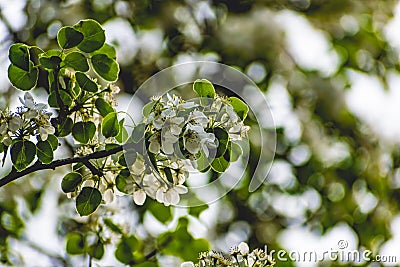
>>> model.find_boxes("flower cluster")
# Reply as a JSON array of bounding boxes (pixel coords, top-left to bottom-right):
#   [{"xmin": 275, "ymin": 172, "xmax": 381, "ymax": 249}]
[
  {"xmin": 123, "ymin": 93, "xmax": 250, "ymax": 206},
  {"xmin": 181, "ymin": 242, "xmax": 275, "ymax": 267},
  {"xmin": 0, "ymin": 93, "xmax": 54, "ymax": 146}
]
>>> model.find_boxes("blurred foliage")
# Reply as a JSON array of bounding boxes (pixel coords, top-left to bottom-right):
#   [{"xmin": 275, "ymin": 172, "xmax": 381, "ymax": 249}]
[{"xmin": 1, "ymin": 0, "xmax": 400, "ymax": 266}]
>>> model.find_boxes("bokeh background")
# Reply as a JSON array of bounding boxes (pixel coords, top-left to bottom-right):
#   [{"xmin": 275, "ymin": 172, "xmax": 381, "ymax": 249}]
[{"xmin": 1, "ymin": 0, "xmax": 400, "ymax": 266}]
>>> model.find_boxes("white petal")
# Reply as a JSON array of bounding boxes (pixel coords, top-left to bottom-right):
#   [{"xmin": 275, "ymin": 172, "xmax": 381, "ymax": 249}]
[
  {"xmin": 104, "ymin": 190, "xmax": 114, "ymax": 203},
  {"xmin": 238, "ymin": 242, "xmax": 249, "ymax": 255},
  {"xmin": 162, "ymin": 140, "xmax": 175, "ymax": 155},
  {"xmin": 133, "ymin": 190, "xmax": 146, "ymax": 205},
  {"xmin": 165, "ymin": 189, "xmax": 179, "ymax": 205},
  {"xmin": 156, "ymin": 188, "xmax": 165, "ymax": 203},
  {"xmin": 174, "ymin": 185, "xmax": 188, "ymax": 194},
  {"xmin": 149, "ymin": 140, "xmax": 160, "ymax": 154}
]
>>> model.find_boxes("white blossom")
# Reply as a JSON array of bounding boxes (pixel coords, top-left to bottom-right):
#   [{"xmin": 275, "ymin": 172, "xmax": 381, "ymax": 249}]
[
  {"xmin": 238, "ymin": 242, "xmax": 250, "ymax": 255},
  {"xmin": 19, "ymin": 92, "xmax": 47, "ymax": 112},
  {"xmin": 133, "ymin": 189, "xmax": 146, "ymax": 205}
]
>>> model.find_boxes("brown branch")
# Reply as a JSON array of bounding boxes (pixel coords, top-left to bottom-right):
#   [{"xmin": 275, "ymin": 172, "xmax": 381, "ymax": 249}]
[{"xmin": 0, "ymin": 145, "xmax": 124, "ymax": 188}]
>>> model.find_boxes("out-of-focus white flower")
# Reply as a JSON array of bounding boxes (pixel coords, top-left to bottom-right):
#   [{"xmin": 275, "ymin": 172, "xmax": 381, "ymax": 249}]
[
  {"xmin": 180, "ymin": 262, "xmax": 195, "ymax": 267},
  {"xmin": 238, "ymin": 242, "xmax": 250, "ymax": 255}
]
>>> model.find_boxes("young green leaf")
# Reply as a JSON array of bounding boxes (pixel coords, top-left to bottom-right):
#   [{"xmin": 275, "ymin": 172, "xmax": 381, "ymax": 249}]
[
  {"xmin": 142, "ymin": 102, "xmax": 155, "ymax": 117},
  {"xmin": 39, "ymin": 55, "xmax": 61, "ymax": 70},
  {"xmin": 91, "ymin": 43, "xmax": 116, "ymax": 59},
  {"xmin": 115, "ymin": 169, "xmax": 132, "ymax": 194},
  {"xmin": 8, "ymin": 63, "xmax": 38, "ymax": 91},
  {"xmin": 91, "ymin": 54, "xmax": 119, "ymax": 82},
  {"xmin": 45, "ymin": 134, "xmax": 59, "ymax": 150},
  {"xmin": 229, "ymin": 141, "xmax": 242, "ymax": 162},
  {"xmin": 58, "ymin": 117, "xmax": 73, "ymax": 137},
  {"xmin": 66, "ymin": 233, "xmax": 85, "ymax": 255},
  {"xmin": 75, "ymin": 72, "xmax": 98, "ymax": 92},
  {"xmin": 72, "ymin": 121, "xmax": 96, "ymax": 144},
  {"xmin": 76, "ymin": 187, "xmax": 102, "ymax": 216},
  {"xmin": 88, "ymin": 241, "xmax": 105, "ymax": 260},
  {"xmin": 115, "ymin": 236, "xmax": 140, "ymax": 264},
  {"xmin": 64, "ymin": 52, "xmax": 89, "ymax": 72},
  {"xmin": 227, "ymin": 96, "xmax": 249, "ymax": 120},
  {"xmin": 148, "ymin": 201, "xmax": 172, "ymax": 223},
  {"xmin": 131, "ymin": 123, "xmax": 145, "ymax": 143},
  {"xmin": 74, "ymin": 19, "xmax": 105, "ymax": 53},
  {"xmin": 193, "ymin": 79, "xmax": 215, "ymax": 105},
  {"xmin": 116, "ymin": 119, "xmax": 129, "ymax": 143},
  {"xmin": 210, "ymin": 156, "xmax": 230, "ymax": 173},
  {"xmin": 61, "ymin": 172, "xmax": 83, "ymax": 193},
  {"xmin": 95, "ymin": 97, "xmax": 115, "ymax": 117},
  {"xmin": 57, "ymin": 26, "xmax": 84, "ymax": 49},
  {"xmin": 9, "ymin": 43, "xmax": 30, "ymax": 71},
  {"xmin": 36, "ymin": 140, "xmax": 54, "ymax": 164},
  {"xmin": 11, "ymin": 141, "xmax": 36, "ymax": 171},
  {"xmin": 48, "ymin": 90, "xmax": 73, "ymax": 108},
  {"xmin": 213, "ymin": 127, "xmax": 229, "ymax": 158},
  {"xmin": 102, "ymin": 112, "xmax": 120, "ymax": 138}
]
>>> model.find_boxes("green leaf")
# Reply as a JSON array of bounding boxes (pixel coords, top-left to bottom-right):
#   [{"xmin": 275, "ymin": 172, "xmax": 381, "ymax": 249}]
[
  {"xmin": 36, "ymin": 140, "xmax": 53, "ymax": 164},
  {"xmin": 142, "ymin": 102, "xmax": 155, "ymax": 117},
  {"xmin": 229, "ymin": 141, "xmax": 242, "ymax": 162},
  {"xmin": 91, "ymin": 54, "xmax": 119, "ymax": 82},
  {"xmin": 8, "ymin": 63, "xmax": 38, "ymax": 91},
  {"xmin": 64, "ymin": 52, "xmax": 89, "ymax": 72},
  {"xmin": 72, "ymin": 121, "xmax": 96, "ymax": 144},
  {"xmin": 213, "ymin": 127, "xmax": 229, "ymax": 158},
  {"xmin": 61, "ymin": 172, "xmax": 83, "ymax": 193},
  {"xmin": 102, "ymin": 112, "xmax": 120, "ymax": 138},
  {"xmin": 116, "ymin": 119, "xmax": 129, "ymax": 143},
  {"xmin": 9, "ymin": 43, "xmax": 30, "ymax": 71},
  {"xmin": 210, "ymin": 156, "xmax": 230, "ymax": 173},
  {"xmin": 11, "ymin": 141, "xmax": 36, "ymax": 171},
  {"xmin": 58, "ymin": 117, "xmax": 73, "ymax": 137},
  {"xmin": 95, "ymin": 97, "xmax": 115, "ymax": 117},
  {"xmin": 115, "ymin": 236, "xmax": 140, "ymax": 264},
  {"xmin": 132, "ymin": 123, "xmax": 145, "ymax": 143},
  {"xmin": 45, "ymin": 134, "xmax": 59, "ymax": 150},
  {"xmin": 74, "ymin": 19, "xmax": 105, "ymax": 53},
  {"xmin": 91, "ymin": 43, "xmax": 116, "ymax": 59},
  {"xmin": 193, "ymin": 79, "xmax": 215, "ymax": 105},
  {"xmin": 57, "ymin": 26, "xmax": 84, "ymax": 49},
  {"xmin": 76, "ymin": 187, "xmax": 102, "ymax": 216},
  {"xmin": 48, "ymin": 90, "xmax": 73, "ymax": 108},
  {"xmin": 103, "ymin": 218, "xmax": 123, "ymax": 234},
  {"xmin": 189, "ymin": 203, "xmax": 209, "ymax": 218},
  {"xmin": 148, "ymin": 201, "xmax": 172, "ymax": 223},
  {"xmin": 115, "ymin": 169, "xmax": 132, "ymax": 194},
  {"xmin": 28, "ymin": 46, "xmax": 44, "ymax": 66},
  {"xmin": 39, "ymin": 55, "xmax": 61, "ymax": 69},
  {"xmin": 227, "ymin": 96, "xmax": 249, "ymax": 120},
  {"xmin": 75, "ymin": 72, "xmax": 98, "ymax": 92},
  {"xmin": 88, "ymin": 241, "xmax": 105, "ymax": 260},
  {"xmin": 66, "ymin": 233, "xmax": 85, "ymax": 255}
]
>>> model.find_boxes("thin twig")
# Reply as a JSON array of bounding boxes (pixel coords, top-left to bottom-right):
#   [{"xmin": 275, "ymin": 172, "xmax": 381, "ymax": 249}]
[{"xmin": 0, "ymin": 146, "xmax": 124, "ymax": 188}]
